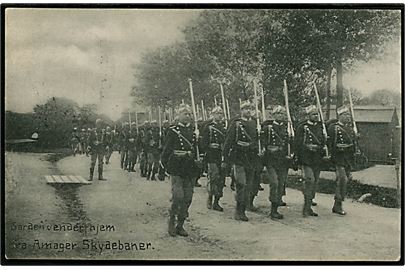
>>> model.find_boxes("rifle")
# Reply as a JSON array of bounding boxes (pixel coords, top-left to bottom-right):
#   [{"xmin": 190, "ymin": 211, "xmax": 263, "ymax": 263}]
[
  {"xmin": 135, "ymin": 110, "xmax": 139, "ymax": 134},
  {"xmin": 253, "ymin": 79, "xmax": 262, "ymax": 155},
  {"xmin": 128, "ymin": 110, "xmax": 132, "ymax": 131},
  {"xmin": 313, "ymin": 82, "xmax": 330, "ymax": 159},
  {"xmin": 261, "ymin": 88, "xmax": 266, "ymax": 121},
  {"xmin": 226, "ymin": 99, "xmax": 231, "ymax": 121},
  {"xmin": 201, "ymin": 99, "xmax": 206, "ymax": 121},
  {"xmin": 158, "ymin": 106, "xmax": 162, "ymax": 148},
  {"xmin": 188, "ymin": 78, "xmax": 200, "ymax": 161},
  {"xmin": 348, "ymin": 88, "xmax": 361, "ymax": 155},
  {"xmin": 283, "ymin": 80, "xmax": 294, "ymax": 159},
  {"xmin": 220, "ymin": 82, "xmax": 228, "ymax": 128}
]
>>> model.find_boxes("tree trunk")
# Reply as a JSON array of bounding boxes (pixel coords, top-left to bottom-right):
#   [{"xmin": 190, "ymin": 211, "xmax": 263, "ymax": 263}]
[
  {"xmin": 336, "ymin": 57, "xmax": 344, "ymax": 110},
  {"xmin": 325, "ymin": 66, "xmax": 332, "ymax": 120}
]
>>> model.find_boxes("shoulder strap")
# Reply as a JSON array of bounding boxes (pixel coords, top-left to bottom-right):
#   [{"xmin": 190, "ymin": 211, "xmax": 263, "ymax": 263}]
[{"xmin": 170, "ymin": 127, "xmax": 194, "ymax": 149}]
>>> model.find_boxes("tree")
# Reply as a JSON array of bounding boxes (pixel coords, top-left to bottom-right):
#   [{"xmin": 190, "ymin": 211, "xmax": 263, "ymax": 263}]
[{"xmin": 359, "ymin": 89, "xmax": 401, "ymax": 107}]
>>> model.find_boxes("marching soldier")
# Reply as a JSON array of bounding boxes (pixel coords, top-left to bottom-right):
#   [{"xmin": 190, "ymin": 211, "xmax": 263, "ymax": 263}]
[
  {"xmin": 119, "ymin": 122, "xmax": 130, "ymax": 170},
  {"xmin": 138, "ymin": 121, "xmax": 150, "ymax": 177},
  {"xmin": 157, "ymin": 119, "xmax": 171, "ymax": 181},
  {"xmin": 104, "ymin": 126, "xmax": 114, "ymax": 164},
  {"xmin": 222, "ymin": 100, "xmax": 258, "ymax": 222},
  {"xmin": 70, "ymin": 127, "xmax": 81, "ymax": 156},
  {"xmin": 201, "ymin": 106, "xmax": 226, "ymax": 212},
  {"xmin": 87, "ymin": 119, "xmax": 107, "ymax": 181},
  {"xmin": 327, "ymin": 105, "xmax": 357, "ymax": 215},
  {"xmin": 80, "ymin": 128, "xmax": 87, "ymax": 154},
  {"xmin": 261, "ymin": 105, "xmax": 293, "ymax": 219},
  {"xmin": 161, "ymin": 104, "xmax": 201, "ymax": 237},
  {"xmin": 295, "ymin": 105, "xmax": 327, "ymax": 217},
  {"xmin": 127, "ymin": 123, "xmax": 138, "ymax": 172},
  {"xmin": 145, "ymin": 120, "xmax": 160, "ymax": 180}
]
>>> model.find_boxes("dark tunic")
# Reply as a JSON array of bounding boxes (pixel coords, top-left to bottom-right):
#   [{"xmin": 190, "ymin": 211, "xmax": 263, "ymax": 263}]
[
  {"xmin": 88, "ymin": 128, "xmax": 105, "ymax": 153},
  {"xmin": 222, "ymin": 118, "xmax": 258, "ymax": 168},
  {"xmin": 295, "ymin": 120, "xmax": 326, "ymax": 167},
  {"xmin": 201, "ymin": 120, "xmax": 226, "ymax": 164},
  {"xmin": 261, "ymin": 120, "xmax": 293, "ymax": 167},
  {"xmin": 327, "ymin": 122, "xmax": 356, "ymax": 167},
  {"xmin": 161, "ymin": 122, "xmax": 199, "ymax": 178}
]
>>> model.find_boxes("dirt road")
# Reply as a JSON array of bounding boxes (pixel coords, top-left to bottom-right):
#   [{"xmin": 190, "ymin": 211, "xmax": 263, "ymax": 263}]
[{"xmin": 5, "ymin": 151, "xmax": 401, "ymax": 261}]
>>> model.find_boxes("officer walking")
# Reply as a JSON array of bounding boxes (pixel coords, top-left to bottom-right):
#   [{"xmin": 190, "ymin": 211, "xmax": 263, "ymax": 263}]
[
  {"xmin": 87, "ymin": 119, "xmax": 107, "ymax": 181},
  {"xmin": 295, "ymin": 105, "xmax": 327, "ymax": 217},
  {"xmin": 201, "ymin": 106, "xmax": 226, "ymax": 212},
  {"xmin": 161, "ymin": 104, "xmax": 201, "ymax": 237},
  {"xmin": 261, "ymin": 105, "xmax": 293, "ymax": 219},
  {"xmin": 222, "ymin": 100, "xmax": 258, "ymax": 222},
  {"xmin": 327, "ymin": 105, "xmax": 357, "ymax": 215}
]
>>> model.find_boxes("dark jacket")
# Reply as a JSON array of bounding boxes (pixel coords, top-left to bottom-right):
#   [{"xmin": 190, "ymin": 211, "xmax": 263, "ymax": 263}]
[
  {"xmin": 222, "ymin": 118, "xmax": 258, "ymax": 168},
  {"xmin": 295, "ymin": 120, "xmax": 326, "ymax": 166},
  {"xmin": 161, "ymin": 122, "xmax": 199, "ymax": 178},
  {"xmin": 88, "ymin": 128, "xmax": 105, "ymax": 153},
  {"xmin": 201, "ymin": 120, "xmax": 226, "ymax": 164},
  {"xmin": 261, "ymin": 120, "xmax": 293, "ymax": 166},
  {"xmin": 327, "ymin": 122, "xmax": 355, "ymax": 168}
]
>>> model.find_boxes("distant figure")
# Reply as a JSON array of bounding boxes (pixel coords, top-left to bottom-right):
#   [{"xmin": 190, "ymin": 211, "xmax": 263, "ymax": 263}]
[
  {"xmin": 70, "ymin": 127, "xmax": 81, "ymax": 156},
  {"xmin": 104, "ymin": 126, "xmax": 114, "ymax": 164},
  {"xmin": 87, "ymin": 119, "xmax": 107, "ymax": 181}
]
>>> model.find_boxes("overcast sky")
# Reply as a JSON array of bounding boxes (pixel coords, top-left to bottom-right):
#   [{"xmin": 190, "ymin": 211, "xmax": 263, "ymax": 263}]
[{"xmin": 5, "ymin": 8, "xmax": 401, "ymax": 120}]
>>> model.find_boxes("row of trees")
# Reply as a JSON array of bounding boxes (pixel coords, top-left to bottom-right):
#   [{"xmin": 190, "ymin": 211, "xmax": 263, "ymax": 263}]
[
  {"xmin": 132, "ymin": 9, "xmax": 400, "ymax": 119},
  {"xmin": 6, "ymin": 97, "xmax": 114, "ymax": 148}
]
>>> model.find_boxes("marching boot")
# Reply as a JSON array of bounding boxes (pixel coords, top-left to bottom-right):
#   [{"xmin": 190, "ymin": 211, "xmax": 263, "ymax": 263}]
[
  {"xmin": 279, "ymin": 200, "xmax": 287, "ymax": 207},
  {"xmin": 303, "ymin": 197, "xmax": 318, "ymax": 217},
  {"xmin": 239, "ymin": 203, "xmax": 249, "ymax": 221},
  {"xmin": 270, "ymin": 203, "xmax": 284, "ymax": 220},
  {"xmin": 311, "ymin": 200, "xmax": 317, "ymax": 206},
  {"xmin": 146, "ymin": 169, "xmax": 151, "ymax": 180},
  {"xmin": 332, "ymin": 200, "xmax": 346, "ymax": 215},
  {"xmin": 234, "ymin": 202, "xmax": 241, "ymax": 220},
  {"xmin": 168, "ymin": 212, "xmax": 177, "ymax": 237},
  {"xmin": 207, "ymin": 194, "xmax": 213, "ymax": 209},
  {"xmin": 246, "ymin": 195, "xmax": 258, "ymax": 212},
  {"xmin": 212, "ymin": 196, "xmax": 223, "ymax": 212},
  {"xmin": 89, "ymin": 168, "xmax": 94, "ymax": 181},
  {"xmin": 176, "ymin": 219, "xmax": 189, "ymax": 237},
  {"xmin": 194, "ymin": 179, "xmax": 202, "ymax": 187},
  {"xmin": 98, "ymin": 166, "xmax": 106, "ymax": 181}
]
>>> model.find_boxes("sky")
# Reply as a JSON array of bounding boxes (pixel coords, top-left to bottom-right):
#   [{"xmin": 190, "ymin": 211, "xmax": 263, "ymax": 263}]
[{"xmin": 5, "ymin": 8, "xmax": 401, "ymax": 120}]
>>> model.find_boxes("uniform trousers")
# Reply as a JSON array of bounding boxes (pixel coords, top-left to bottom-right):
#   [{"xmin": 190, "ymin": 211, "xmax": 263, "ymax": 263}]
[
  {"xmin": 302, "ymin": 165, "xmax": 321, "ymax": 200},
  {"xmin": 170, "ymin": 175, "xmax": 194, "ymax": 221},
  {"xmin": 267, "ymin": 164, "xmax": 289, "ymax": 204},
  {"xmin": 207, "ymin": 163, "xmax": 225, "ymax": 198},
  {"xmin": 232, "ymin": 165, "xmax": 254, "ymax": 205},
  {"xmin": 335, "ymin": 165, "xmax": 350, "ymax": 202}
]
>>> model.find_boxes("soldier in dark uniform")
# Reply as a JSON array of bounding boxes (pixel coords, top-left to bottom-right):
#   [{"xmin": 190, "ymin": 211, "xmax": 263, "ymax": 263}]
[
  {"xmin": 80, "ymin": 128, "xmax": 87, "ymax": 154},
  {"xmin": 222, "ymin": 101, "xmax": 258, "ymax": 222},
  {"xmin": 87, "ymin": 119, "xmax": 107, "ymax": 181},
  {"xmin": 104, "ymin": 126, "xmax": 114, "ymax": 164},
  {"xmin": 327, "ymin": 105, "xmax": 357, "ymax": 215},
  {"xmin": 119, "ymin": 122, "xmax": 130, "ymax": 170},
  {"xmin": 158, "ymin": 120, "xmax": 171, "ymax": 181},
  {"xmin": 295, "ymin": 105, "xmax": 328, "ymax": 217},
  {"xmin": 127, "ymin": 123, "xmax": 138, "ymax": 172},
  {"xmin": 261, "ymin": 105, "xmax": 293, "ymax": 219},
  {"xmin": 138, "ymin": 121, "xmax": 150, "ymax": 177},
  {"xmin": 145, "ymin": 120, "xmax": 160, "ymax": 180},
  {"xmin": 70, "ymin": 127, "xmax": 81, "ymax": 156},
  {"xmin": 161, "ymin": 104, "xmax": 201, "ymax": 237},
  {"xmin": 201, "ymin": 106, "xmax": 226, "ymax": 211}
]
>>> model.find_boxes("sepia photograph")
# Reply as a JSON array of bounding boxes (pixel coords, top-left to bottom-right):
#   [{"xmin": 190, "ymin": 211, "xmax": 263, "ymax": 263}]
[{"xmin": 2, "ymin": 4, "xmax": 403, "ymax": 264}]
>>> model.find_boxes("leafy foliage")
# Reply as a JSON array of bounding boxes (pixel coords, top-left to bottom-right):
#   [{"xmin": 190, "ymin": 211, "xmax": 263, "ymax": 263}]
[{"xmin": 132, "ymin": 9, "xmax": 400, "ymax": 118}]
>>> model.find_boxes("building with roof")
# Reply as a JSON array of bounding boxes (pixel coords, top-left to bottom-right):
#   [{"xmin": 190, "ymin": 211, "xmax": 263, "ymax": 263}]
[{"xmin": 327, "ymin": 105, "xmax": 401, "ymax": 164}]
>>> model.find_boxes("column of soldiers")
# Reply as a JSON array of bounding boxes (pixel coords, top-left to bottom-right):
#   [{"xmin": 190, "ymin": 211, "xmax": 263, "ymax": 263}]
[
  {"xmin": 77, "ymin": 96, "xmax": 358, "ymax": 238},
  {"xmin": 160, "ymin": 99, "xmax": 357, "ymax": 237}
]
